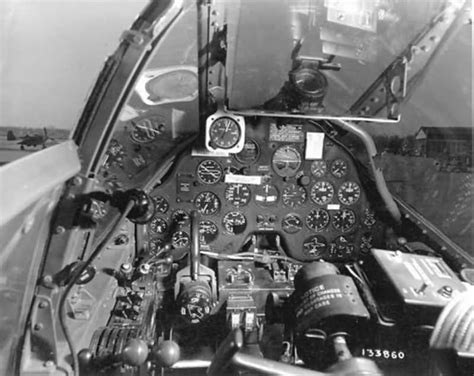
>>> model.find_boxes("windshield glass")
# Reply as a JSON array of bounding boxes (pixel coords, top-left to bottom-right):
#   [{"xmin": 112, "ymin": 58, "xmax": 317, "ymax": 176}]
[{"xmin": 221, "ymin": 0, "xmax": 457, "ymax": 119}]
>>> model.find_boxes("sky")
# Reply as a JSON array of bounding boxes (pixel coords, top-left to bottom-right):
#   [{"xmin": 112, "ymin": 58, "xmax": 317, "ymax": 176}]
[
  {"xmin": 0, "ymin": 0, "xmax": 146, "ymax": 129},
  {"xmin": 0, "ymin": 0, "xmax": 472, "ymax": 132}
]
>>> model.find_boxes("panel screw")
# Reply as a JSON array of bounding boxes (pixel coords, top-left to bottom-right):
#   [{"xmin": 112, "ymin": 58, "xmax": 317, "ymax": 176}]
[
  {"xmin": 39, "ymin": 301, "xmax": 48, "ymax": 309},
  {"xmin": 34, "ymin": 323, "xmax": 43, "ymax": 331}
]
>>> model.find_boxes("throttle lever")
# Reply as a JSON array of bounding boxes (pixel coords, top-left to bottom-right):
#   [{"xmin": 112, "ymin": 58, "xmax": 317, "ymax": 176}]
[{"xmin": 190, "ymin": 210, "xmax": 201, "ymax": 280}]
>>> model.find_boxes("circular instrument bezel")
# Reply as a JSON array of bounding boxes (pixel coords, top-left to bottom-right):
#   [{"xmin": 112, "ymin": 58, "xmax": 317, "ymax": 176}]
[
  {"xmin": 196, "ymin": 160, "xmax": 223, "ymax": 185},
  {"xmin": 209, "ymin": 117, "xmax": 241, "ymax": 149},
  {"xmin": 306, "ymin": 209, "xmax": 330, "ymax": 231},
  {"xmin": 271, "ymin": 145, "xmax": 302, "ymax": 178},
  {"xmin": 194, "ymin": 191, "xmax": 221, "ymax": 215},
  {"xmin": 310, "ymin": 181, "xmax": 335, "ymax": 205}
]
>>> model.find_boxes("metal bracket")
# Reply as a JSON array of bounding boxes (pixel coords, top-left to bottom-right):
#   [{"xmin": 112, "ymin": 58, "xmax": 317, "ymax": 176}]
[{"xmin": 29, "ymin": 295, "xmax": 58, "ymax": 365}]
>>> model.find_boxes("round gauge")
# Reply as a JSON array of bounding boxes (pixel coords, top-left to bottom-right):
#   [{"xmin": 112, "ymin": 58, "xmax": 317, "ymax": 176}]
[
  {"xmin": 338, "ymin": 181, "xmax": 361, "ymax": 205},
  {"xmin": 172, "ymin": 231, "xmax": 190, "ymax": 248},
  {"xmin": 255, "ymin": 184, "xmax": 279, "ymax": 207},
  {"xmin": 171, "ymin": 210, "xmax": 190, "ymax": 226},
  {"xmin": 303, "ymin": 235, "xmax": 328, "ymax": 259},
  {"xmin": 153, "ymin": 196, "xmax": 169, "ymax": 213},
  {"xmin": 223, "ymin": 212, "xmax": 247, "ymax": 235},
  {"xmin": 194, "ymin": 192, "xmax": 221, "ymax": 215},
  {"xmin": 281, "ymin": 214, "xmax": 303, "ymax": 234},
  {"xmin": 310, "ymin": 160, "xmax": 327, "ymax": 177},
  {"xmin": 149, "ymin": 238, "xmax": 164, "ymax": 253},
  {"xmin": 363, "ymin": 209, "xmax": 376, "ymax": 227},
  {"xmin": 282, "ymin": 184, "xmax": 307, "ymax": 208},
  {"xmin": 197, "ymin": 160, "xmax": 223, "ymax": 185},
  {"xmin": 272, "ymin": 145, "xmax": 302, "ymax": 177},
  {"xmin": 306, "ymin": 209, "xmax": 330, "ymax": 231},
  {"xmin": 129, "ymin": 119, "xmax": 159, "ymax": 143},
  {"xmin": 331, "ymin": 159, "xmax": 348, "ymax": 178},
  {"xmin": 332, "ymin": 209, "xmax": 357, "ymax": 232},
  {"xmin": 225, "ymin": 184, "xmax": 251, "ymax": 207},
  {"xmin": 209, "ymin": 117, "xmax": 241, "ymax": 149},
  {"xmin": 310, "ymin": 181, "xmax": 334, "ymax": 205},
  {"xmin": 235, "ymin": 139, "xmax": 260, "ymax": 164},
  {"xmin": 149, "ymin": 217, "xmax": 167, "ymax": 234},
  {"xmin": 199, "ymin": 220, "xmax": 218, "ymax": 245},
  {"xmin": 329, "ymin": 236, "xmax": 355, "ymax": 258}
]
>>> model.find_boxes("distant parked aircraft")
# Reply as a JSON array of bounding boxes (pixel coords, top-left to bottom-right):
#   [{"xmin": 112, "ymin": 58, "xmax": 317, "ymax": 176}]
[{"xmin": 18, "ymin": 128, "xmax": 54, "ymax": 150}]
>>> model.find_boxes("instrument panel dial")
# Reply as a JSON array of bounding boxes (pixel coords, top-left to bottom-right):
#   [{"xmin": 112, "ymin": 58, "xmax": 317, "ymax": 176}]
[
  {"xmin": 310, "ymin": 181, "xmax": 334, "ymax": 205},
  {"xmin": 199, "ymin": 220, "xmax": 219, "ymax": 245},
  {"xmin": 153, "ymin": 196, "xmax": 169, "ymax": 213},
  {"xmin": 282, "ymin": 214, "xmax": 303, "ymax": 234},
  {"xmin": 209, "ymin": 117, "xmax": 241, "ymax": 149},
  {"xmin": 310, "ymin": 160, "xmax": 327, "ymax": 177},
  {"xmin": 197, "ymin": 160, "xmax": 223, "ymax": 185},
  {"xmin": 272, "ymin": 145, "xmax": 302, "ymax": 177},
  {"xmin": 331, "ymin": 159, "xmax": 348, "ymax": 178},
  {"xmin": 255, "ymin": 184, "xmax": 279, "ymax": 207},
  {"xmin": 282, "ymin": 184, "xmax": 307, "ymax": 208},
  {"xmin": 303, "ymin": 235, "xmax": 328, "ymax": 259},
  {"xmin": 223, "ymin": 212, "xmax": 247, "ymax": 235},
  {"xmin": 235, "ymin": 139, "xmax": 260, "ymax": 164},
  {"xmin": 194, "ymin": 192, "xmax": 221, "ymax": 215},
  {"xmin": 306, "ymin": 209, "xmax": 330, "ymax": 231},
  {"xmin": 332, "ymin": 209, "xmax": 356, "ymax": 232},
  {"xmin": 150, "ymin": 217, "xmax": 167, "ymax": 234},
  {"xmin": 225, "ymin": 184, "xmax": 251, "ymax": 207},
  {"xmin": 172, "ymin": 231, "xmax": 190, "ymax": 248},
  {"xmin": 338, "ymin": 181, "xmax": 361, "ymax": 205}
]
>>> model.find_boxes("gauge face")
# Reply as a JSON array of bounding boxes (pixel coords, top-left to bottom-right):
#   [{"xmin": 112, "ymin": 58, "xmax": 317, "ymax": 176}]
[
  {"xmin": 223, "ymin": 212, "xmax": 247, "ymax": 235},
  {"xmin": 235, "ymin": 139, "xmax": 260, "ymax": 164},
  {"xmin": 153, "ymin": 196, "xmax": 169, "ymax": 214},
  {"xmin": 282, "ymin": 184, "xmax": 307, "ymax": 208},
  {"xmin": 303, "ymin": 235, "xmax": 328, "ymax": 259},
  {"xmin": 282, "ymin": 214, "xmax": 303, "ymax": 234},
  {"xmin": 197, "ymin": 160, "xmax": 223, "ymax": 185},
  {"xmin": 338, "ymin": 181, "xmax": 361, "ymax": 205},
  {"xmin": 172, "ymin": 231, "xmax": 190, "ymax": 248},
  {"xmin": 363, "ymin": 209, "xmax": 376, "ymax": 227},
  {"xmin": 331, "ymin": 159, "xmax": 348, "ymax": 178},
  {"xmin": 150, "ymin": 217, "xmax": 167, "ymax": 234},
  {"xmin": 272, "ymin": 145, "xmax": 302, "ymax": 177},
  {"xmin": 306, "ymin": 209, "xmax": 330, "ymax": 231},
  {"xmin": 129, "ymin": 118, "xmax": 160, "ymax": 143},
  {"xmin": 209, "ymin": 117, "xmax": 241, "ymax": 149},
  {"xmin": 171, "ymin": 210, "xmax": 190, "ymax": 226},
  {"xmin": 225, "ymin": 184, "xmax": 251, "ymax": 207},
  {"xmin": 255, "ymin": 184, "xmax": 279, "ymax": 207},
  {"xmin": 310, "ymin": 160, "xmax": 327, "ymax": 177},
  {"xmin": 199, "ymin": 220, "xmax": 218, "ymax": 245},
  {"xmin": 329, "ymin": 236, "xmax": 355, "ymax": 258},
  {"xmin": 332, "ymin": 209, "xmax": 357, "ymax": 232},
  {"xmin": 310, "ymin": 181, "xmax": 334, "ymax": 205},
  {"xmin": 194, "ymin": 192, "xmax": 221, "ymax": 215},
  {"xmin": 149, "ymin": 238, "xmax": 164, "ymax": 253}
]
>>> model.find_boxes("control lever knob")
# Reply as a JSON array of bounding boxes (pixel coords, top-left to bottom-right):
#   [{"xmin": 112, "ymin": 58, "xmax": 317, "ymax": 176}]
[
  {"xmin": 153, "ymin": 340, "xmax": 181, "ymax": 367},
  {"xmin": 121, "ymin": 339, "xmax": 149, "ymax": 366}
]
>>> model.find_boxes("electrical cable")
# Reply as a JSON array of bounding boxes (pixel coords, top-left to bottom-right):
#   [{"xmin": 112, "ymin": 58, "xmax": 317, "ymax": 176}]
[{"xmin": 58, "ymin": 200, "xmax": 135, "ymax": 376}]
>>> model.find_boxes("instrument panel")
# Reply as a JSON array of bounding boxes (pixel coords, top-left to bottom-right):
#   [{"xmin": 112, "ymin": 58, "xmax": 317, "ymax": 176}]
[{"xmin": 146, "ymin": 118, "xmax": 382, "ymax": 262}]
